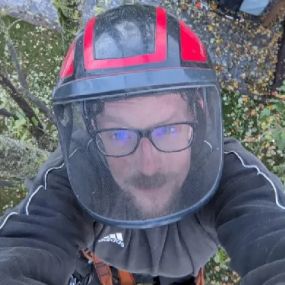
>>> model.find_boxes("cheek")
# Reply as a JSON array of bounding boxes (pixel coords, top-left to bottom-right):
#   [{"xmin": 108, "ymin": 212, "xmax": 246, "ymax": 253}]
[
  {"xmin": 107, "ymin": 157, "xmax": 132, "ymax": 180},
  {"xmin": 167, "ymin": 150, "xmax": 191, "ymax": 177},
  {"xmin": 107, "ymin": 150, "xmax": 191, "ymax": 179}
]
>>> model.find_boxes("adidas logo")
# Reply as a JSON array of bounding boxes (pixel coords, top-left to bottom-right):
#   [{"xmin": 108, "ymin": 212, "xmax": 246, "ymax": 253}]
[{"xmin": 98, "ymin": 232, "xmax": 124, "ymax": 248}]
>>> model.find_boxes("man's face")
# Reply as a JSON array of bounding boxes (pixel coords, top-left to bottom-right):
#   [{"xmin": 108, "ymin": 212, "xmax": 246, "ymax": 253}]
[{"xmin": 96, "ymin": 93, "xmax": 192, "ymax": 218}]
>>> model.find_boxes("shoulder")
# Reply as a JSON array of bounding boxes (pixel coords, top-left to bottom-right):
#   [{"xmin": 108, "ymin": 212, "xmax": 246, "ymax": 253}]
[
  {"xmin": 213, "ymin": 137, "xmax": 285, "ymax": 217},
  {"xmin": 209, "ymin": 139, "xmax": 285, "ymax": 281},
  {"xmin": 1, "ymin": 146, "xmax": 70, "ymax": 225},
  {"xmin": 223, "ymin": 137, "xmax": 265, "ymax": 167},
  {"xmin": 198, "ymin": 138, "xmax": 285, "ymax": 228},
  {"xmin": 222, "ymin": 138, "xmax": 284, "ymax": 194}
]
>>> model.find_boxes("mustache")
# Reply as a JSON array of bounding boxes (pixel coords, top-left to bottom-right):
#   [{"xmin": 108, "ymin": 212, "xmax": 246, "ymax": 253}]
[{"xmin": 126, "ymin": 173, "xmax": 168, "ymax": 189}]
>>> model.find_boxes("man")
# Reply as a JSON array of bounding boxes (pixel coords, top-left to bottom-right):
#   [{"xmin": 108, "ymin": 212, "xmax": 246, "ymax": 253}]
[{"xmin": 0, "ymin": 4, "xmax": 285, "ymax": 285}]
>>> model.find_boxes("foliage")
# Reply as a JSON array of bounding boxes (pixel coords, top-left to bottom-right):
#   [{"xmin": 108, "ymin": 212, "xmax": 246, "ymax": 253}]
[
  {"xmin": 0, "ymin": 184, "xmax": 27, "ymax": 214},
  {"xmin": 52, "ymin": 0, "xmax": 82, "ymax": 48},
  {"xmin": 0, "ymin": 15, "xmax": 62, "ymax": 150},
  {"xmin": 206, "ymin": 248, "xmax": 240, "ymax": 284},
  {"xmin": 223, "ymin": 88, "xmax": 285, "ymax": 184},
  {"xmin": 0, "ymin": 16, "xmax": 59, "ymax": 219}
]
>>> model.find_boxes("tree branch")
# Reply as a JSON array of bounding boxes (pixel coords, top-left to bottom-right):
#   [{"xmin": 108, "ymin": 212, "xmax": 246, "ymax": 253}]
[
  {"xmin": 0, "ymin": 179, "xmax": 18, "ymax": 188},
  {"xmin": 0, "ymin": 16, "xmax": 56, "ymax": 124},
  {"xmin": 0, "ymin": 71, "xmax": 47, "ymax": 146},
  {"xmin": 262, "ymin": 0, "xmax": 285, "ymax": 28},
  {"xmin": 271, "ymin": 20, "xmax": 285, "ymax": 91},
  {"xmin": 0, "ymin": 108, "xmax": 17, "ymax": 119},
  {"xmin": 52, "ymin": 0, "xmax": 82, "ymax": 48}
]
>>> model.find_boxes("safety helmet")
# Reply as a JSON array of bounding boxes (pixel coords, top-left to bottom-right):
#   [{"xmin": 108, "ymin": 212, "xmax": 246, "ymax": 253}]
[{"xmin": 53, "ymin": 4, "xmax": 223, "ymax": 229}]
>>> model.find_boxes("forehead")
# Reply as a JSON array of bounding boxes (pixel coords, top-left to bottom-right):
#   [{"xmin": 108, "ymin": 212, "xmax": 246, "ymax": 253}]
[{"xmin": 98, "ymin": 93, "xmax": 190, "ymax": 128}]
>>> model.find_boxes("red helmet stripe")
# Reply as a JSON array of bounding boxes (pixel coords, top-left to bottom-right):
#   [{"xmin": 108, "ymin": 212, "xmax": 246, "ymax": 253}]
[
  {"xmin": 180, "ymin": 21, "xmax": 207, "ymax": 63},
  {"xmin": 60, "ymin": 41, "xmax": 75, "ymax": 79},
  {"xmin": 84, "ymin": 7, "xmax": 167, "ymax": 71}
]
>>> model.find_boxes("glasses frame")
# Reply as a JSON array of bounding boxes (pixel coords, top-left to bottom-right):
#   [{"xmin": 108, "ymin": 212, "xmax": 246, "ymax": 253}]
[{"xmin": 93, "ymin": 121, "xmax": 197, "ymax": 157}]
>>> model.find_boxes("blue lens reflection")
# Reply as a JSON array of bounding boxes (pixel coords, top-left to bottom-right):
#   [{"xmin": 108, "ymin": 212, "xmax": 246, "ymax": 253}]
[
  {"xmin": 152, "ymin": 125, "xmax": 177, "ymax": 138},
  {"xmin": 112, "ymin": 130, "xmax": 131, "ymax": 142}
]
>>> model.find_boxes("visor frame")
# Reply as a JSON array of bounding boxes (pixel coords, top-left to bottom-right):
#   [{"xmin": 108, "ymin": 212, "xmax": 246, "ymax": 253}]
[{"xmin": 54, "ymin": 85, "xmax": 223, "ymax": 229}]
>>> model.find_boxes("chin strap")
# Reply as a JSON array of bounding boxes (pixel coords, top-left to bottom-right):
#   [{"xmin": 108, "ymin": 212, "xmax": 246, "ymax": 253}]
[{"xmin": 82, "ymin": 249, "xmax": 204, "ymax": 285}]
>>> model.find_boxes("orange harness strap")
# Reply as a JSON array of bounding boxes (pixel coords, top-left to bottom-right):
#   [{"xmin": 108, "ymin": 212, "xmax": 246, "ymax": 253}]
[
  {"xmin": 118, "ymin": 270, "xmax": 136, "ymax": 285},
  {"xmin": 83, "ymin": 249, "xmax": 204, "ymax": 285},
  {"xmin": 83, "ymin": 250, "xmax": 135, "ymax": 285},
  {"xmin": 195, "ymin": 268, "xmax": 205, "ymax": 285},
  {"xmin": 83, "ymin": 249, "xmax": 113, "ymax": 285}
]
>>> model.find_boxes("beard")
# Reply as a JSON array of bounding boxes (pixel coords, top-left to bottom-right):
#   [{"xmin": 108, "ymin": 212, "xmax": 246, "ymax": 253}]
[{"xmin": 118, "ymin": 172, "xmax": 184, "ymax": 220}]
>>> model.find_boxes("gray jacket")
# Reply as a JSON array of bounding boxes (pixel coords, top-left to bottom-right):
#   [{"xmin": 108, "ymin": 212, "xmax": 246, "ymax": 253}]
[{"xmin": 0, "ymin": 138, "xmax": 285, "ymax": 285}]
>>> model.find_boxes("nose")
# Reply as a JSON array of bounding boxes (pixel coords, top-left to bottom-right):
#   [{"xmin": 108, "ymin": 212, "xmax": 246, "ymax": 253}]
[{"xmin": 136, "ymin": 137, "xmax": 161, "ymax": 176}]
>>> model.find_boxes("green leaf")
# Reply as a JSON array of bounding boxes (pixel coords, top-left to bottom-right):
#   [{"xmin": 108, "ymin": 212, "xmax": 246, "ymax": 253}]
[
  {"xmin": 31, "ymin": 116, "xmax": 38, "ymax": 126},
  {"xmin": 272, "ymin": 128, "xmax": 285, "ymax": 151},
  {"xmin": 13, "ymin": 117, "xmax": 27, "ymax": 130},
  {"xmin": 274, "ymin": 102, "xmax": 285, "ymax": 113},
  {"xmin": 260, "ymin": 108, "xmax": 271, "ymax": 119}
]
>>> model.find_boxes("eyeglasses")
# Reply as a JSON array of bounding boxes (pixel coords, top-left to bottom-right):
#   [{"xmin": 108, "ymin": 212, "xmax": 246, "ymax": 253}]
[{"xmin": 94, "ymin": 121, "xmax": 196, "ymax": 157}]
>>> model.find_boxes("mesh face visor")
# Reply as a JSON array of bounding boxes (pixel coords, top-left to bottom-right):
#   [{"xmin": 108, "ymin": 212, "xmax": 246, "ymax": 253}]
[{"xmin": 54, "ymin": 86, "xmax": 223, "ymax": 228}]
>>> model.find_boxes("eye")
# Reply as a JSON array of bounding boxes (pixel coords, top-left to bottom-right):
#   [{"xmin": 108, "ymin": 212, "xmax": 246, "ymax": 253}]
[
  {"xmin": 111, "ymin": 130, "xmax": 131, "ymax": 141},
  {"xmin": 153, "ymin": 125, "xmax": 178, "ymax": 137}
]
